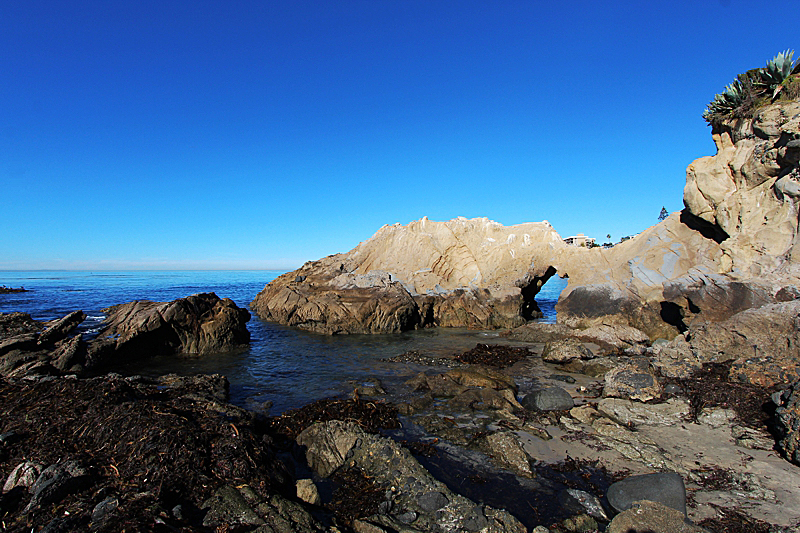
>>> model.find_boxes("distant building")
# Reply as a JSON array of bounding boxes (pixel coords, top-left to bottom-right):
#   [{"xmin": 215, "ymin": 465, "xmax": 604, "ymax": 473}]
[{"xmin": 563, "ymin": 233, "xmax": 595, "ymax": 247}]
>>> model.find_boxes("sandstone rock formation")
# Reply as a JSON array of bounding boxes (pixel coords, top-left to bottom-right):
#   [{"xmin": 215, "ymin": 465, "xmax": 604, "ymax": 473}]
[
  {"xmin": 254, "ymin": 100, "xmax": 800, "ymax": 340},
  {"xmin": 87, "ymin": 292, "xmax": 250, "ymax": 368},
  {"xmin": 252, "ymin": 217, "xmax": 574, "ymax": 333}
]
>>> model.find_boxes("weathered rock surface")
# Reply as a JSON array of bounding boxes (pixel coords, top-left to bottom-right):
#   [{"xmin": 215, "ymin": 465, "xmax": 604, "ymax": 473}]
[
  {"xmin": 296, "ymin": 420, "xmax": 527, "ymax": 533},
  {"xmin": 774, "ymin": 380, "xmax": 800, "ymax": 466},
  {"xmin": 607, "ymin": 500, "xmax": 708, "ymax": 533},
  {"xmin": 603, "ymin": 363, "xmax": 662, "ymax": 402},
  {"xmin": 87, "ymin": 292, "xmax": 250, "ymax": 368},
  {"xmin": 653, "ymin": 300, "xmax": 800, "ymax": 387},
  {"xmin": 252, "ymin": 217, "xmax": 575, "ymax": 333},
  {"xmin": 37, "ymin": 311, "xmax": 86, "ymax": 346}
]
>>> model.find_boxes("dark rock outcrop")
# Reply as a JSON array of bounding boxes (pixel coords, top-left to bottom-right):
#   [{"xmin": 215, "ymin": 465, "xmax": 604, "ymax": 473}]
[
  {"xmin": 87, "ymin": 292, "xmax": 250, "ymax": 368},
  {"xmin": 37, "ymin": 311, "xmax": 86, "ymax": 346},
  {"xmin": 774, "ymin": 380, "xmax": 800, "ymax": 466}
]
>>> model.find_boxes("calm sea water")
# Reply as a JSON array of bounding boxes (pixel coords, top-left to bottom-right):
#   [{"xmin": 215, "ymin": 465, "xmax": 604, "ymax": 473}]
[{"xmin": 0, "ymin": 271, "xmax": 567, "ymax": 414}]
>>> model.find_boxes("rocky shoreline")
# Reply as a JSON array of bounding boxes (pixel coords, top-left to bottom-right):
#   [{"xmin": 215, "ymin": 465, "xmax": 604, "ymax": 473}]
[
  {"xmin": 2, "ymin": 299, "xmax": 800, "ymax": 531},
  {"xmin": 4, "ymin": 60, "xmax": 800, "ymax": 532}
]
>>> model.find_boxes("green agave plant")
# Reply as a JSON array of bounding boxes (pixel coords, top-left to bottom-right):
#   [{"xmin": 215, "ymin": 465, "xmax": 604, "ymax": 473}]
[{"xmin": 703, "ymin": 49, "xmax": 800, "ymax": 125}]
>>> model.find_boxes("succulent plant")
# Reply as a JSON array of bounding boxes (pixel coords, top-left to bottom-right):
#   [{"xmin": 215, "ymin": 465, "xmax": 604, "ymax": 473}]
[{"xmin": 703, "ymin": 49, "xmax": 799, "ymax": 126}]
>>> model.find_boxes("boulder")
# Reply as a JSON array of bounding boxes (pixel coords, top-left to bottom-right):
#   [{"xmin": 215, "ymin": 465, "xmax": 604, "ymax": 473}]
[
  {"xmin": 607, "ymin": 472, "xmax": 687, "ymax": 516},
  {"xmin": 521, "ymin": 386, "xmax": 574, "ymax": 411},
  {"xmin": 603, "ymin": 363, "xmax": 662, "ymax": 402},
  {"xmin": 251, "ymin": 217, "xmax": 568, "ymax": 334},
  {"xmin": 542, "ymin": 338, "xmax": 594, "ymax": 363},
  {"xmin": 87, "ymin": 293, "xmax": 250, "ymax": 368},
  {"xmin": 0, "ymin": 312, "xmax": 42, "ymax": 339}
]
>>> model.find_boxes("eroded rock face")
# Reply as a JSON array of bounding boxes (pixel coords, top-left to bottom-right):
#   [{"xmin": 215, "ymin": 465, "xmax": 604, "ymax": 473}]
[
  {"xmin": 254, "ymin": 100, "xmax": 800, "ymax": 338},
  {"xmin": 252, "ymin": 217, "xmax": 570, "ymax": 334},
  {"xmin": 87, "ymin": 293, "xmax": 250, "ymax": 368}
]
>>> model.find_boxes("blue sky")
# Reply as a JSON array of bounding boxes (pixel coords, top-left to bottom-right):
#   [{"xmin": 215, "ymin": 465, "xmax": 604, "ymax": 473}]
[{"xmin": 1, "ymin": 0, "xmax": 794, "ymax": 270}]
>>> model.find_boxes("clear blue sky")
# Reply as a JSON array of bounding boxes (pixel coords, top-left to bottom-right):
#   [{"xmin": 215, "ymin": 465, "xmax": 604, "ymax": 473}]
[{"xmin": 1, "ymin": 0, "xmax": 794, "ymax": 270}]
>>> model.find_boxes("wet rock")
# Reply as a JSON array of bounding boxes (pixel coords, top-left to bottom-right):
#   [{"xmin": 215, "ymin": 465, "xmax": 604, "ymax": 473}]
[
  {"xmin": 202, "ymin": 485, "xmax": 265, "ymax": 528},
  {"xmin": 3, "ymin": 461, "xmax": 42, "ymax": 493},
  {"xmin": 549, "ymin": 374, "xmax": 576, "ymax": 384},
  {"xmin": 522, "ymin": 386, "xmax": 574, "ymax": 411},
  {"xmin": 607, "ymin": 500, "xmax": 708, "ymax": 533},
  {"xmin": 87, "ymin": 292, "xmax": 250, "ymax": 368},
  {"xmin": 607, "ymin": 472, "xmax": 687, "ymax": 516},
  {"xmin": 90, "ymin": 495, "xmax": 119, "ymax": 526},
  {"xmin": 24, "ymin": 460, "xmax": 92, "ymax": 512},
  {"xmin": 481, "ymin": 431, "xmax": 533, "ymax": 477},
  {"xmin": 542, "ymin": 338, "xmax": 594, "ymax": 363},
  {"xmin": 561, "ymin": 512, "xmax": 598, "ymax": 532},
  {"xmin": 296, "ymin": 420, "xmax": 526, "ymax": 533},
  {"xmin": 773, "ymin": 380, "xmax": 800, "ymax": 465},
  {"xmin": 38, "ymin": 311, "xmax": 86, "ymax": 346},
  {"xmin": 597, "ymin": 398, "xmax": 690, "ymax": 427},
  {"xmin": 418, "ymin": 491, "xmax": 448, "ymax": 511},
  {"xmin": 558, "ymin": 489, "xmax": 609, "ymax": 521},
  {"xmin": 296, "ymin": 479, "xmax": 321, "ymax": 505},
  {"xmin": 603, "ymin": 363, "xmax": 662, "ymax": 401}
]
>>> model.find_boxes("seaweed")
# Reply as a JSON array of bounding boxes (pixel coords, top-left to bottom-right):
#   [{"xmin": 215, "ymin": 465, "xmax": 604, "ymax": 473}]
[
  {"xmin": 266, "ymin": 397, "xmax": 400, "ymax": 441},
  {"xmin": 454, "ymin": 344, "xmax": 532, "ymax": 368}
]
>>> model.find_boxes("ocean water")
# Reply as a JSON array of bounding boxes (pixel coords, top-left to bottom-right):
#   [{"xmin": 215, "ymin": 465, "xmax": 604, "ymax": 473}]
[{"xmin": 0, "ymin": 270, "xmax": 567, "ymax": 413}]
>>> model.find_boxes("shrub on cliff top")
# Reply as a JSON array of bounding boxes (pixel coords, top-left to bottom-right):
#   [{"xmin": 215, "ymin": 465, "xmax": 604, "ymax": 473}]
[{"xmin": 703, "ymin": 49, "xmax": 800, "ymax": 128}]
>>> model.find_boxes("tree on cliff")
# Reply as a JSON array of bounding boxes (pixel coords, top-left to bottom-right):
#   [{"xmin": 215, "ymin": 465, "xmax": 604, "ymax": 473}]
[{"xmin": 658, "ymin": 207, "xmax": 668, "ymax": 221}]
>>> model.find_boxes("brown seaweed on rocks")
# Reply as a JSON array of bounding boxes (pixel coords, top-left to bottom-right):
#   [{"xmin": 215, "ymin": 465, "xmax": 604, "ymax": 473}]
[
  {"xmin": 0, "ymin": 374, "xmax": 292, "ymax": 532},
  {"xmin": 453, "ymin": 343, "xmax": 532, "ymax": 368},
  {"xmin": 266, "ymin": 397, "xmax": 400, "ymax": 441}
]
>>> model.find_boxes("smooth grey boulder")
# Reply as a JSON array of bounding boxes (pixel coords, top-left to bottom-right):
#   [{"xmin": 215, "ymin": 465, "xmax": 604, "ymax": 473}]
[
  {"xmin": 522, "ymin": 386, "xmax": 574, "ymax": 411},
  {"xmin": 607, "ymin": 472, "xmax": 687, "ymax": 516}
]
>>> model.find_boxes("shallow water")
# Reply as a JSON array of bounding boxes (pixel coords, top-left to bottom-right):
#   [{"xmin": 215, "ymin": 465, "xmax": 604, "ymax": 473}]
[{"xmin": 0, "ymin": 270, "xmax": 567, "ymax": 414}]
